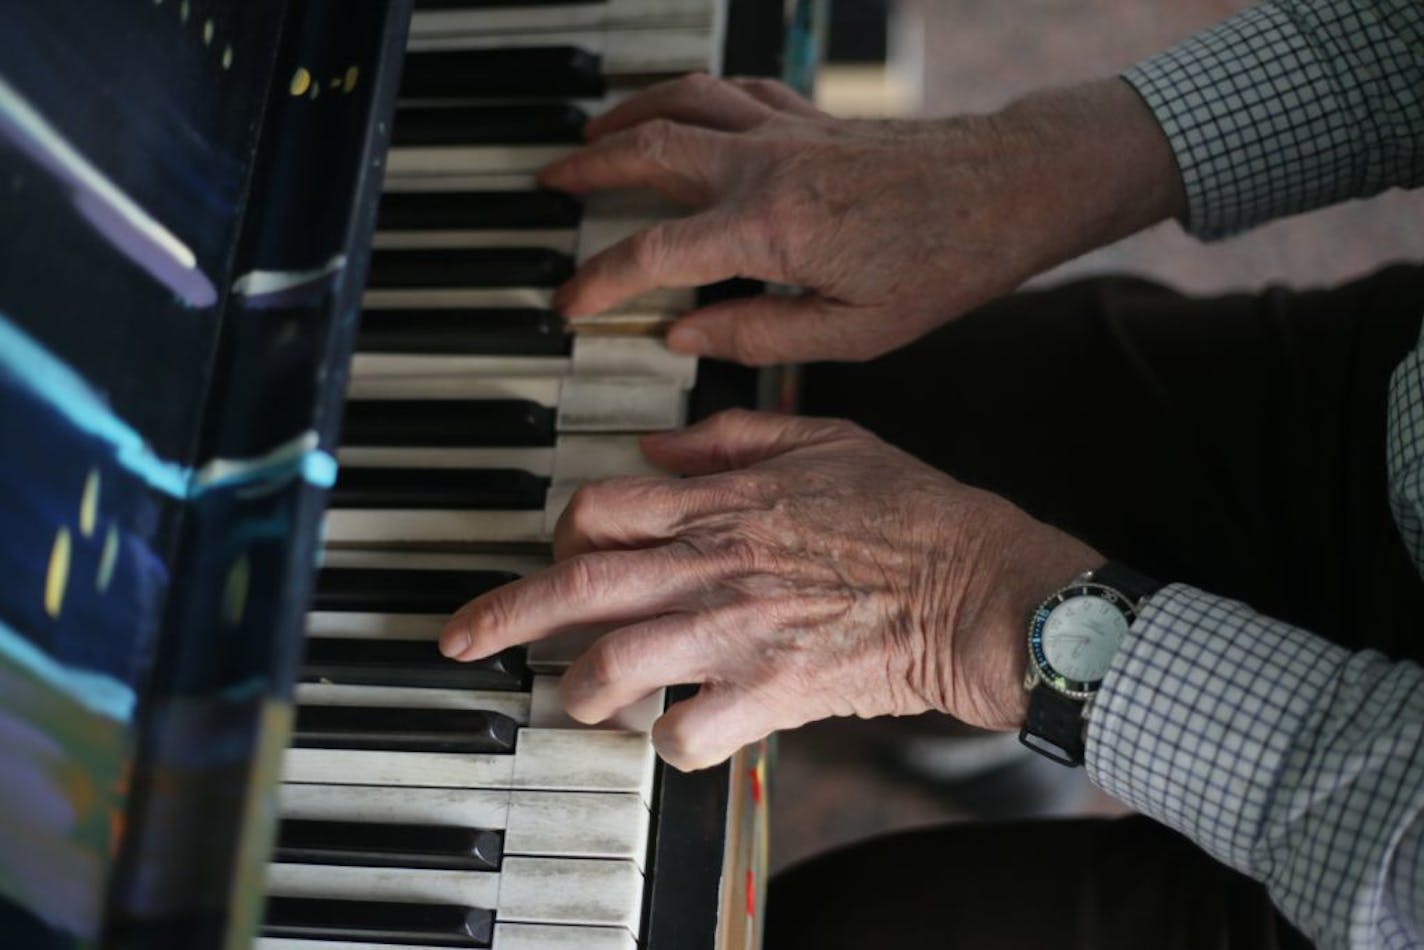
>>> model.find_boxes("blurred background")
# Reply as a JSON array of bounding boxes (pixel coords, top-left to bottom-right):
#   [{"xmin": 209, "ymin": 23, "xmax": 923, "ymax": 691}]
[{"xmin": 770, "ymin": 0, "xmax": 1424, "ymax": 875}]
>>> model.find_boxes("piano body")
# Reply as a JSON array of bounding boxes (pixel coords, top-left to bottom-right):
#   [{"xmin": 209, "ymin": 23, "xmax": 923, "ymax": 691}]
[{"xmin": 0, "ymin": 0, "xmax": 790, "ymax": 947}]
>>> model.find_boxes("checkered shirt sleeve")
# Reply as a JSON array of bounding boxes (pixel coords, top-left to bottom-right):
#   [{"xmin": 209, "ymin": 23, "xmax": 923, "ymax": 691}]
[
  {"xmin": 1121, "ymin": 0, "xmax": 1424, "ymax": 238},
  {"xmin": 1086, "ymin": 585, "xmax": 1424, "ymax": 948}
]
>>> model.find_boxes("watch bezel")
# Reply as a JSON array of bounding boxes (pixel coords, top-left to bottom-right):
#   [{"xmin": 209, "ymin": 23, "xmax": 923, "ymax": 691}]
[{"xmin": 1027, "ymin": 582, "xmax": 1138, "ymax": 700}]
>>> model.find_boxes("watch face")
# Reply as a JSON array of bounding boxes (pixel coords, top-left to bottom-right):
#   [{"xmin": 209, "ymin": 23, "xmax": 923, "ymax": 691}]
[{"xmin": 1029, "ymin": 584, "xmax": 1136, "ymax": 696}]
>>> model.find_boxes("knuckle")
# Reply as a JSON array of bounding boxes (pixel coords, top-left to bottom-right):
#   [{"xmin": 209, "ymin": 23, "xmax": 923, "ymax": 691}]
[
  {"xmin": 555, "ymin": 553, "xmax": 606, "ymax": 602},
  {"xmin": 627, "ymin": 227, "xmax": 668, "ymax": 274},
  {"xmin": 631, "ymin": 118, "xmax": 674, "ymax": 158},
  {"xmin": 678, "ymin": 71, "xmax": 719, "ymax": 96},
  {"xmin": 583, "ymin": 637, "xmax": 632, "ymax": 691},
  {"xmin": 652, "ymin": 715, "xmax": 712, "ymax": 771}
]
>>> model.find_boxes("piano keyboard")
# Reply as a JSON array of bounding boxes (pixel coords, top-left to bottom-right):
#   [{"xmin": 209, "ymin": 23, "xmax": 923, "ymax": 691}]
[{"xmin": 262, "ymin": 2, "xmax": 767, "ymax": 948}]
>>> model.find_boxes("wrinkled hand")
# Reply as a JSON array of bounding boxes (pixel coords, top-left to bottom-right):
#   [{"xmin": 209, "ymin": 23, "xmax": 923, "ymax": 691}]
[
  {"xmin": 540, "ymin": 75, "xmax": 1184, "ymax": 365},
  {"xmin": 440, "ymin": 410, "xmax": 1101, "ymax": 771}
]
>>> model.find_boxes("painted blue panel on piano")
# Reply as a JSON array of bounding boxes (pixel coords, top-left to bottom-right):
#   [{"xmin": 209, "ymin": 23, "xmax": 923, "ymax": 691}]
[{"xmin": 0, "ymin": 0, "xmax": 407, "ymax": 945}]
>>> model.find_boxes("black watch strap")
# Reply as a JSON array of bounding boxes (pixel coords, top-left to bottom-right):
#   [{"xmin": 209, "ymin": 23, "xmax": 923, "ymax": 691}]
[
  {"xmin": 1019, "ymin": 687, "xmax": 1086, "ymax": 767},
  {"xmin": 1091, "ymin": 561, "xmax": 1162, "ymax": 604}
]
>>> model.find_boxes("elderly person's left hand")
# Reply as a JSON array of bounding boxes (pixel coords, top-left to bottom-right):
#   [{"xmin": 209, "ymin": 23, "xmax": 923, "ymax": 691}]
[{"xmin": 439, "ymin": 409, "xmax": 1102, "ymax": 771}]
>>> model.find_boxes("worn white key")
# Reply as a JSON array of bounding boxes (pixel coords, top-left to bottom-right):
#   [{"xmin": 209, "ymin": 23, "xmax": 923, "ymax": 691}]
[
  {"xmin": 267, "ymin": 857, "xmax": 642, "ymax": 931},
  {"xmin": 348, "ymin": 356, "xmax": 570, "ymax": 389},
  {"xmin": 344, "ymin": 371, "xmax": 684, "ymax": 431},
  {"xmin": 296, "ymin": 684, "xmax": 533, "ymax": 723},
  {"xmin": 571, "ymin": 336, "xmax": 697, "ymax": 389},
  {"xmin": 307, "ymin": 611, "xmax": 446, "ymax": 640},
  {"xmin": 283, "ymin": 729, "xmax": 656, "ymax": 804},
  {"xmin": 278, "ymin": 784, "xmax": 649, "ymax": 865},
  {"xmin": 319, "ymin": 549, "xmax": 551, "ymax": 575},
  {"xmin": 492, "ymin": 923, "xmax": 636, "ymax": 950},
  {"xmin": 324, "ymin": 508, "xmax": 548, "ymax": 547},
  {"xmin": 258, "ymin": 925, "xmax": 637, "ymax": 950},
  {"xmin": 363, "ymin": 287, "xmax": 553, "ymax": 310},
  {"xmin": 371, "ymin": 228, "xmax": 578, "ymax": 253},
  {"xmin": 387, "ymin": 143, "xmax": 574, "ymax": 179},
  {"xmin": 410, "ymin": 0, "xmax": 716, "ymax": 35},
  {"xmin": 529, "ymin": 677, "xmax": 663, "ymax": 734},
  {"xmin": 411, "ymin": 30, "xmax": 719, "ymax": 79},
  {"xmin": 337, "ymin": 444, "xmax": 556, "ymax": 474},
  {"xmin": 362, "ymin": 284, "xmax": 691, "ymax": 315}
]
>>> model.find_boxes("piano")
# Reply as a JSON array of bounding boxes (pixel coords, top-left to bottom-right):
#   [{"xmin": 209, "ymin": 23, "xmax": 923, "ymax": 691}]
[{"xmin": 0, "ymin": 0, "xmax": 794, "ymax": 947}]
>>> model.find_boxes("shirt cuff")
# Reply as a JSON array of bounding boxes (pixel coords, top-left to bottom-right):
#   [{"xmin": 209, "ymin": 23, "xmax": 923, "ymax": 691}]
[
  {"xmin": 1084, "ymin": 583, "xmax": 1348, "ymax": 873},
  {"xmin": 1121, "ymin": 3, "xmax": 1357, "ymax": 239}
]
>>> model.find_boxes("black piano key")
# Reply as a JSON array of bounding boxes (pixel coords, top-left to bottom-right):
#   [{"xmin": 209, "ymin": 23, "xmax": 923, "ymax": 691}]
[
  {"xmin": 264, "ymin": 896, "xmax": 493, "ymax": 948},
  {"xmin": 357, "ymin": 308, "xmax": 569, "ymax": 357},
  {"xmin": 332, "ymin": 468, "xmax": 549, "ymax": 511},
  {"xmin": 293, "ymin": 705, "xmax": 519, "ymax": 754},
  {"xmin": 277, "ymin": 819, "xmax": 504, "ymax": 872},
  {"xmin": 392, "ymin": 103, "xmax": 586, "ymax": 146},
  {"xmin": 342, "ymin": 399, "xmax": 556, "ymax": 448},
  {"xmin": 315, "ymin": 568, "xmax": 520, "ymax": 614},
  {"xmin": 302, "ymin": 638, "xmax": 529, "ymax": 691},
  {"xmin": 378, "ymin": 191, "xmax": 583, "ymax": 231},
  {"xmin": 402, "ymin": 47, "xmax": 606, "ymax": 100},
  {"xmin": 368, "ymin": 248, "xmax": 574, "ymax": 289}
]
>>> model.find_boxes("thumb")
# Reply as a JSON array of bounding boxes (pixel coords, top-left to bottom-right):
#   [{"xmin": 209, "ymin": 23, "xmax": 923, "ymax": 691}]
[
  {"xmin": 640, "ymin": 408, "xmax": 847, "ymax": 475},
  {"xmin": 666, "ymin": 293, "xmax": 873, "ymax": 365}
]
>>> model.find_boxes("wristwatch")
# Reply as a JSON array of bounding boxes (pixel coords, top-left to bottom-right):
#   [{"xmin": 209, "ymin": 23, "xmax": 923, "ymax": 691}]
[{"xmin": 1018, "ymin": 562, "xmax": 1161, "ymax": 767}]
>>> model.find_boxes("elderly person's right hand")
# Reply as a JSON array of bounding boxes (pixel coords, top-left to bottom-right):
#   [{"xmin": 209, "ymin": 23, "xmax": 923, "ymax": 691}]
[{"xmin": 540, "ymin": 75, "xmax": 1185, "ymax": 365}]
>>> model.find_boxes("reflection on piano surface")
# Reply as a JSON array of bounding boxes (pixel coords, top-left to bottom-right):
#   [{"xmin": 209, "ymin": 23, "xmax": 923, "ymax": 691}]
[{"xmin": 0, "ymin": 0, "xmax": 782, "ymax": 947}]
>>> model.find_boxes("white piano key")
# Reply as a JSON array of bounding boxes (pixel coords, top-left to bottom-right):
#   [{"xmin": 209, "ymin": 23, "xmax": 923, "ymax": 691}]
[
  {"xmin": 282, "ymin": 729, "xmax": 655, "ymax": 804},
  {"xmin": 527, "ymin": 625, "xmax": 614, "ymax": 672},
  {"xmin": 279, "ymin": 783, "xmax": 511, "ymax": 834},
  {"xmin": 258, "ymin": 925, "xmax": 638, "ymax": 950},
  {"xmin": 319, "ymin": 549, "xmax": 551, "ymax": 575},
  {"xmin": 410, "ymin": 0, "xmax": 716, "ymax": 36},
  {"xmin": 296, "ymin": 684, "xmax": 533, "ymax": 723},
  {"xmin": 348, "ymin": 356, "xmax": 571, "ymax": 390},
  {"xmin": 338, "ymin": 445, "xmax": 556, "ymax": 475},
  {"xmin": 382, "ymin": 173, "xmax": 541, "ymax": 193},
  {"xmin": 364, "ymin": 287, "xmax": 553, "ymax": 310},
  {"xmin": 529, "ymin": 676, "xmax": 662, "ymax": 734},
  {"xmin": 267, "ymin": 858, "xmax": 642, "ymax": 931},
  {"xmin": 324, "ymin": 509, "xmax": 549, "ymax": 547},
  {"xmin": 363, "ymin": 285, "xmax": 692, "ymax": 316},
  {"xmin": 503, "ymin": 792, "xmax": 648, "ymax": 864},
  {"xmin": 277, "ymin": 784, "xmax": 650, "ymax": 865},
  {"xmin": 570, "ymin": 336, "xmax": 697, "ymax": 389},
  {"xmin": 555, "ymin": 376, "xmax": 684, "ymax": 431},
  {"xmin": 550, "ymin": 434, "xmax": 659, "ymax": 483},
  {"xmin": 498, "ymin": 857, "xmax": 643, "ymax": 930},
  {"xmin": 387, "ymin": 144, "xmax": 574, "ymax": 178},
  {"xmin": 372, "ymin": 228, "xmax": 578, "ymax": 253},
  {"xmin": 344, "ymin": 372, "xmax": 683, "ymax": 431},
  {"xmin": 307, "ymin": 611, "xmax": 445, "ymax": 640},
  {"xmin": 492, "ymin": 923, "xmax": 636, "ymax": 950},
  {"xmin": 267, "ymin": 862, "xmax": 499, "ymax": 915},
  {"xmin": 410, "ymin": 29, "xmax": 719, "ymax": 79},
  {"xmin": 350, "ymin": 374, "xmax": 564, "ymax": 405}
]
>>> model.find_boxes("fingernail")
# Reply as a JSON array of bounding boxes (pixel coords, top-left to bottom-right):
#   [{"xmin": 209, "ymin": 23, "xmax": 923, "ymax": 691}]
[
  {"xmin": 439, "ymin": 627, "xmax": 471, "ymax": 659},
  {"xmin": 667, "ymin": 326, "xmax": 708, "ymax": 354}
]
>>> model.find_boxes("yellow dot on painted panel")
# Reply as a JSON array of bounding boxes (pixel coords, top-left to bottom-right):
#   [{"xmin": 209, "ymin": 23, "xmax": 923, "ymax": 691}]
[
  {"xmin": 289, "ymin": 67, "xmax": 312, "ymax": 97},
  {"xmin": 97, "ymin": 524, "xmax": 119, "ymax": 593},
  {"xmin": 222, "ymin": 45, "xmax": 234, "ymax": 70},
  {"xmin": 343, "ymin": 66, "xmax": 360, "ymax": 93},
  {"xmin": 203, "ymin": 20, "xmax": 215, "ymax": 45},
  {"xmin": 79, "ymin": 468, "xmax": 100, "ymax": 538},
  {"xmin": 223, "ymin": 554, "xmax": 250, "ymax": 627},
  {"xmin": 179, "ymin": 0, "xmax": 190, "ymax": 23},
  {"xmin": 45, "ymin": 527, "xmax": 71, "ymax": 619}
]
